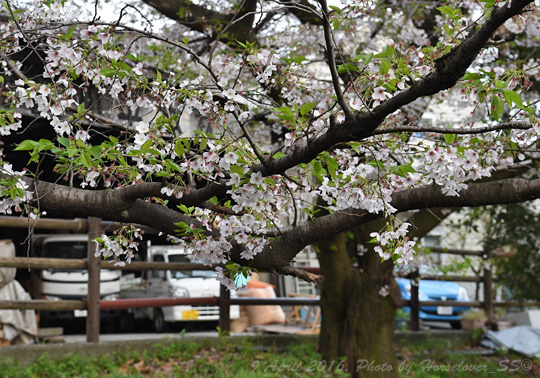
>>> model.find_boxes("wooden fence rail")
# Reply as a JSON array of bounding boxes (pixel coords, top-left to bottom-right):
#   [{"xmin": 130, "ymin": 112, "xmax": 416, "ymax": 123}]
[{"xmin": 0, "ymin": 216, "xmax": 538, "ymax": 341}]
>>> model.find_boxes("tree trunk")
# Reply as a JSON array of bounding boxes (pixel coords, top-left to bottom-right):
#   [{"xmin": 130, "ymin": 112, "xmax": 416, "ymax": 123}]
[
  {"xmin": 314, "ymin": 207, "xmax": 461, "ymax": 377},
  {"xmin": 316, "ymin": 231, "xmax": 399, "ymax": 378}
]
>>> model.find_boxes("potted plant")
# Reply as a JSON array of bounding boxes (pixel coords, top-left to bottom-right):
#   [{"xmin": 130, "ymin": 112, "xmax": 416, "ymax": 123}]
[{"xmin": 460, "ymin": 309, "xmax": 487, "ymax": 330}]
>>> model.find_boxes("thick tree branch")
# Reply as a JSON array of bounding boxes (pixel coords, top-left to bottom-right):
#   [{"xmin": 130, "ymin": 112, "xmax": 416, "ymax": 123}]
[
  {"xmin": 142, "ymin": 0, "xmax": 229, "ymax": 35},
  {"xmin": 13, "ymin": 165, "xmax": 540, "ymax": 279},
  {"xmin": 242, "ymin": 175, "xmax": 540, "ymax": 272},
  {"xmin": 142, "ymin": 0, "xmax": 257, "ymax": 43},
  {"xmin": 372, "ymin": 121, "xmax": 533, "ymax": 135},
  {"xmin": 280, "ymin": 0, "xmax": 323, "ymax": 25}
]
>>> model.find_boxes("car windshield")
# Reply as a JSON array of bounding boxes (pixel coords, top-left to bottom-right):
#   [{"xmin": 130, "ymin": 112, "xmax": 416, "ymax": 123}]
[
  {"xmin": 42, "ymin": 241, "xmax": 87, "ymax": 259},
  {"xmin": 168, "ymin": 253, "xmax": 215, "ymax": 279}
]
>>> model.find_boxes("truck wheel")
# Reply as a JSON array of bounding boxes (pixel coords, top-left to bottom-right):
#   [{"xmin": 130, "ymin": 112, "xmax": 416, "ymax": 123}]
[{"xmin": 153, "ymin": 309, "xmax": 168, "ymax": 333}]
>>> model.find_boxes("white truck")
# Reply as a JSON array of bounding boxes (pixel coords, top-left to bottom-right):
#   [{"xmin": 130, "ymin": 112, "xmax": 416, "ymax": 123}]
[
  {"xmin": 35, "ymin": 234, "xmax": 123, "ymax": 326},
  {"xmin": 120, "ymin": 245, "xmax": 240, "ymax": 332}
]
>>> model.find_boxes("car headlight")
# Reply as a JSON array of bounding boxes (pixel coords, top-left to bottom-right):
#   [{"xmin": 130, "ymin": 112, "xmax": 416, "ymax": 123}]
[
  {"xmin": 171, "ymin": 287, "xmax": 189, "ymax": 297},
  {"xmin": 458, "ymin": 286, "xmax": 469, "ymax": 301},
  {"xmin": 102, "ymin": 294, "xmax": 119, "ymax": 301}
]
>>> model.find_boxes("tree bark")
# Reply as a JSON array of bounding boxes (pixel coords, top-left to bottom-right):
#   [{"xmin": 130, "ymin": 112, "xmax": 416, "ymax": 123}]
[{"xmin": 316, "ymin": 229, "xmax": 399, "ymax": 378}]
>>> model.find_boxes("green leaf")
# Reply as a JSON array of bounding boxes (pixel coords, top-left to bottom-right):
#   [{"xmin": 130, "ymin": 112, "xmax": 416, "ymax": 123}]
[
  {"xmin": 89, "ymin": 146, "xmax": 101, "ymax": 158},
  {"xmin": 436, "ymin": 6, "xmax": 460, "ymax": 21},
  {"xmin": 444, "ymin": 133, "xmax": 456, "ymax": 144},
  {"xmin": 174, "ymin": 140, "xmax": 185, "ymax": 157},
  {"xmin": 462, "ymin": 72, "xmax": 482, "ymax": 81},
  {"xmin": 14, "ymin": 140, "xmax": 38, "ymax": 151},
  {"xmin": 349, "ymin": 142, "xmax": 361, "ymax": 155},
  {"xmin": 80, "ymin": 152, "xmax": 93, "ymax": 169},
  {"xmin": 182, "ymin": 139, "xmax": 190, "ymax": 153},
  {"xmin": 362, "ymin": 53, "xmax": 374, "ymax": 66},
  {"xmin": 229, "ymin": 165, "xmax": 244, "ymax": 177},
  {"xmin": 274, "ymin": 106, "xmax": 295, "ymax": 122},
  {"xmin": 479, "ymin": 0, "xmax": 495, "ymax": 7},
  {"xmin": 337, "ymin": 63, "xmax": 358, "ymax": 74},
  {"xmin": 503, "ymin": 90, "xmax": 523, "ymax": 108},
  {"xmin": 293, "ymin": 56, "xmax": 306, "ymax": 65},
  {"xmin": 491, "ymin": 95, "xmax": 505, "ymax": 120},
  {"xmin": 141, "ymin": 139, "xmax": 152, "ymax": 153},
  {"xmin": 379, "ymin": 59, "xmax": 391, "ymax": 75},
  {"xmin": 60, "ymin": 25, "xmax": 77, "ymax": 41},
  {"xmin": 437, "ymin": 6, "xmax": 454, "ymax": 18},
  {"xmin": 199, "ymin": 138, "xmax": 208, "ymax": 151},
  {"xmin": 300, "ymin": 102, "xmax": 316, "ymax": 116},
  {"xmin": 99, "ymin": 68, "xmax": 117, "ymax": 77},
  {"xmin": 326, "ymin": 157, "xmax": 338, "ymax": 179},
  {"xmin": 173, "ymin": 221, "xmax": 190, "ymax": 234},
  {"xmin": 165, "ymin": 159, "xmax": 182, "ymax": 173},
  {"xmin": 394, "ymin": 164, "xmax": 416, "ymax": 177},
  {"xmin": 35, "ymin": 138, "xmax": 54, "ymax": 152},
  {"xmin": 495, "ymin": 80, "xmax": 508, "ymax": 89},
  {"xmin": 443, "ymin": 24, "xmax": 454, "ymax": 37},
  {"xmin": 67, "ymin": 147, "xmax": 78, "ymax": 158},
  {"xmin": 272, "ymin": 152, "xmax": 286, "ymax": 159},
  {"xmin": 313, "ymin": 161, "xmax": 323, "ymax": 174}
]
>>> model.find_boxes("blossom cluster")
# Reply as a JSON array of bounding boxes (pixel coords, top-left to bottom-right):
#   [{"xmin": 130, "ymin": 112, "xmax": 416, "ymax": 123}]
[{"xmin": 95, "ymin": 226, "xmax": 143, "ymax": 267}]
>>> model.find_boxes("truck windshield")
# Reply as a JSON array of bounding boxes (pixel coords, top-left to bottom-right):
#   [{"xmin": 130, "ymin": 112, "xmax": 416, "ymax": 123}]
[
  {"xmin": 42, "ymin": 241, "xmax": 87, "ymax": 259},
  {"xmin": 168, "ymin": 254, "xmax": 216, "ymax": 279}
]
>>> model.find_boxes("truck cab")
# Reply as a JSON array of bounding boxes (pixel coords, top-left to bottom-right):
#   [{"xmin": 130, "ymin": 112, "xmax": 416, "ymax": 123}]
[{"xmin": 122, "ymin": 246, "xmax": 240, "ymax": 332}]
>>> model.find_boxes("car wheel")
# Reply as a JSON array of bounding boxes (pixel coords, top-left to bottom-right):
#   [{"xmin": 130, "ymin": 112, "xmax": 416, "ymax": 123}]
[
  {"xmin": 450, "ymin": 321, "xmax": 462, "ymax": 329},
  {"xmin": 153, "ymin": 309, "xmax": 168, "ymax": 333}
]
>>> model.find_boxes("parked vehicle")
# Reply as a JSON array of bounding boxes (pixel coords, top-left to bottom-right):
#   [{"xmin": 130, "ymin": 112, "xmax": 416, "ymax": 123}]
[
  {"xmin": 35, "ymin": 234, "xmax": 122, "ymax": 325},
  {"xmin": 396, "ymin": 277, "xmax": 470, "ymax": 329},
  {"xmin": 121, "ymin": 245, "xmax": 240, "ymax": 332}
]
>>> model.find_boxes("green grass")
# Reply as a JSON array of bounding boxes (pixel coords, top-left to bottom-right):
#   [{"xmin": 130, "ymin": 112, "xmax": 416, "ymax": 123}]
[{"xmin": 0, "ymin": 335, "xmax": 538, "ymax": 377}]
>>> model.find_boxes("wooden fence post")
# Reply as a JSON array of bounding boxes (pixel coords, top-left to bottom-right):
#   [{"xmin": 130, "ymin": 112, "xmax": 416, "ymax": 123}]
[
  {"xmin": 218, "ymin": 284, "xmax": 231, "ymax": 333},
  {"xmin": 409, "ymin": 269, "xmax": 420, "ymax": 331},
  {"xmin": 483, "ymin": 250, "xmax": 495, "ymax": 329},
  {"xmin": 86, "ymin": 217, "xmax": 101, "ymax": 343}
]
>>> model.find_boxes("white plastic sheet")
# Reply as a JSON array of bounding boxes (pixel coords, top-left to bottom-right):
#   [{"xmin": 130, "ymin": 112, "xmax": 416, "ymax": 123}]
[
  {"xmin": 0, "ymin": 240, "xmax": 37, "ymax": 344},
  {"xmin": 481, "ymin": 325, "xmax": 540, "ymax": 358}
]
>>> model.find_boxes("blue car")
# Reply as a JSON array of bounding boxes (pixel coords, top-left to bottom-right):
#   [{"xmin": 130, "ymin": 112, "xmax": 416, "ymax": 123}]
[{"xmin": 396, "ymin": 278, "xmax": 470, "ymax": 329}]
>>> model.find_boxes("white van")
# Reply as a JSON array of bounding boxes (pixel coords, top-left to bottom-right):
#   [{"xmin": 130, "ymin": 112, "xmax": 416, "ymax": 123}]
[{"xmin": 121, "ymin": 246, "xmax": 240, "ymax": 332}]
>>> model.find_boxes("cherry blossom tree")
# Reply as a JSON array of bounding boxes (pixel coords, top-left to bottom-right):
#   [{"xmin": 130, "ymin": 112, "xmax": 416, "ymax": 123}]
[{"xmin": 1, "ymin": 0, "xmax": 539, "ymax": 376}]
